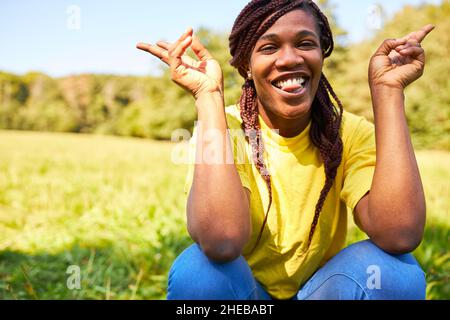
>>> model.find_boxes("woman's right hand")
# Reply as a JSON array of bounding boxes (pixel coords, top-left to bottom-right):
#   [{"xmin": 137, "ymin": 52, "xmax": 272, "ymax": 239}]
[{"xmin": 137, "ymin": 27, "xmax": 224, "ymax": 100}]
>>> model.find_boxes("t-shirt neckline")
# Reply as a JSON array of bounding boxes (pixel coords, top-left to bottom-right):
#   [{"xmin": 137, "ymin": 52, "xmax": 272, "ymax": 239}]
[{"xmin": 258, "ymin": 114, "xmax": 311, "ymax": 147}]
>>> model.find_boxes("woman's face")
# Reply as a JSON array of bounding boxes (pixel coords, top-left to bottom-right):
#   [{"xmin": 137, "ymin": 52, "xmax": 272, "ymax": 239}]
[{"xmin": 250, "ymin": 9, "xmax": 323, "ymax": 121}]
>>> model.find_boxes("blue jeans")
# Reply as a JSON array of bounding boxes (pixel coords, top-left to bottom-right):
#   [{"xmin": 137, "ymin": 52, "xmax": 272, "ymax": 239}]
[{"xmin": 167, "ymin": 240, "xmax": 426, "ymax": 300}]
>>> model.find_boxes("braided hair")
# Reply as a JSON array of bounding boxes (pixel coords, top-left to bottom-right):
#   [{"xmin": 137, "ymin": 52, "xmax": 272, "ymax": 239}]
[{"xmin": 229, "ymin": 0, "xmax": 344, "ymax": 253}]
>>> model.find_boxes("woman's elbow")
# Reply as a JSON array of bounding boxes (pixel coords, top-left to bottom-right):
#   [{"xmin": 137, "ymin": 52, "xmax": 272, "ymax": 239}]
[
  {"xmin": 379, "ymin": 236, "xmax": 422, "ymax": 254},
  {"xmin": 199, "ymin": 225, "xmax": 250, "ymax": 262},
  {"xmin": 200, "ymin": 239, "xmax": 244, "ymax": 263},
  {"xmin": 373, "ymin": 225, "xmax": 424, "ymax": 254},
  {"xmin": 187, "ymin": 210, "xmax": 251, "ymax": 263}
]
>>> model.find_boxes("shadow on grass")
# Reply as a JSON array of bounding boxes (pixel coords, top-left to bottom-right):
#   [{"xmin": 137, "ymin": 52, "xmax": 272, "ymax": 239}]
[{"xmin": 0, "ymin": 232, "xmax": 193, "ymax": 300}]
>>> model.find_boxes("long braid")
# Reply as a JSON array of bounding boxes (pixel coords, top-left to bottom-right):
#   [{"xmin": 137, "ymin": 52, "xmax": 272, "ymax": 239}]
[
  {"xmin": 229, "ymin": 0, "xmax": 344, "ymax": 252},
  {"xmin": 308, "ymin": 73, "xmax": 343, "ymax": 246},
  {"xmin": 240, "ymin": 79, "xmax": 272, "ymax": 254}
]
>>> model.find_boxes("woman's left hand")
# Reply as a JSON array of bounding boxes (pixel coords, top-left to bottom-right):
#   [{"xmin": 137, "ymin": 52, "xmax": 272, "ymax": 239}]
[{"xmin": 369, "ymin": 24, "xmax": 435, "ymax": 90}]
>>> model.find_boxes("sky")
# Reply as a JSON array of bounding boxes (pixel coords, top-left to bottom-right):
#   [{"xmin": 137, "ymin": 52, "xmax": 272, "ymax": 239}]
[{"xmin": 0, "ymin": 0, "xmax": 442, "ymax": 77}]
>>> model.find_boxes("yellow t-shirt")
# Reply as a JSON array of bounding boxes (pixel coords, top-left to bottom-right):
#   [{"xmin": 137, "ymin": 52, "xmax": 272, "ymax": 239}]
[{"xmin": 183, "ymin": 104, "xmax": 376, "ymax": 300}]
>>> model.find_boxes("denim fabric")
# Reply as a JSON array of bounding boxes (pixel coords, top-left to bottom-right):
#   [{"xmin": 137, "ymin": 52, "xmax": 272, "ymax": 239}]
[{"xmin": 167, "ymin": 240, "xmax": 426, "ymax": 300}]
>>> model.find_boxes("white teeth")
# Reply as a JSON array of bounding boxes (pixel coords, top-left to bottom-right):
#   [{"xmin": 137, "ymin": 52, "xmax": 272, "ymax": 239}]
[{"xmin": 275, "ymin": 77, "xmax": 306, "ymax": 89}]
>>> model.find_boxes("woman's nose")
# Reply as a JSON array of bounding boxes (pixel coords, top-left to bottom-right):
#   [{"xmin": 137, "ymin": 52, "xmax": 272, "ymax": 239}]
[{"xmin": 275, "ymin": 46, "xmax": 304, "ymax": 69}]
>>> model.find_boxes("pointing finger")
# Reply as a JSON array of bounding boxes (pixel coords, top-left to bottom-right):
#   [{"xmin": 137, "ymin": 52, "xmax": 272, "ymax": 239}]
[{"xmin": 407, "ymin": 24, "xmax": 435, "ymax": 43}]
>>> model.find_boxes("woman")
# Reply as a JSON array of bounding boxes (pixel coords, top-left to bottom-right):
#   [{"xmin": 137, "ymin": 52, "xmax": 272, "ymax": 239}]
[{"xmin": 137, "ymin": 0, "xmax": 433, "ymax": 300}]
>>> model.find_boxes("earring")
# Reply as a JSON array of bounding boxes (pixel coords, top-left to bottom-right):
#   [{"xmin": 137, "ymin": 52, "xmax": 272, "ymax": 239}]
[{"xmin": 247, "ymin": 70, "xmax": 252, "ymax": 80}]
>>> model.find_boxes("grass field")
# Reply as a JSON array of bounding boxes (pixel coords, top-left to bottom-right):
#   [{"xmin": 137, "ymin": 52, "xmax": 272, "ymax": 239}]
[{"xmin": 0, "ymin": 130, "xmax": 448, "ymax": 300}]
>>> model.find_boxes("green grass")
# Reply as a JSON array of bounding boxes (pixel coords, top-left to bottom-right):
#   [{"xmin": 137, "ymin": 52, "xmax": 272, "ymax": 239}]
[{"xmin": 0, "ymin": 130, "xmax": 448, "ymax": 299}]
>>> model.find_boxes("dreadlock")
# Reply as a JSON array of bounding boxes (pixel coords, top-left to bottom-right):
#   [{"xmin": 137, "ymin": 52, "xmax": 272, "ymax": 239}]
[{"xmin": 229, "ymin": 0, "xmax": 343, "ymax": 253}]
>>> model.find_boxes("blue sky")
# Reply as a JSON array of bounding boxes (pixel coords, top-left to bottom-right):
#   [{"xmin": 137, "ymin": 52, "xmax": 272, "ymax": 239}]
[{"xmin": 0, "ymin": 0, "xmax": 441, "ymax": 77}]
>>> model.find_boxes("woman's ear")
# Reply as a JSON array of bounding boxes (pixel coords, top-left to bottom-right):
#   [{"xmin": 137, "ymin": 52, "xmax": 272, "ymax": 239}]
[{"xmin": 240, "ymin": 63, "xmax": 251, "ymax": 80}]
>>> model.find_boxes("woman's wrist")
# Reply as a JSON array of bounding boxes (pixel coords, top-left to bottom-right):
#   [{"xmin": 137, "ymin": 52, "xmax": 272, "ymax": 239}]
[
  {"xmin": 370, "ymin": 85, "xmax": 405, "ymax": 111},
  {"xmin": 195, "ymin": 89, "xmax": 224, "ymax": 101},
  {"xmin": 195, "ymin": 91, "xmax": 225, "ymax": 113},
  {"xmin": 370, "ymin": 83, "xmax": 404, "ymax": 95}
]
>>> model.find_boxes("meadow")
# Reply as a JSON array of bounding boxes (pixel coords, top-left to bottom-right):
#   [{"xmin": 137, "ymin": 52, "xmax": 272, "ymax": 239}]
[{"xmin": 0, "ymin": 130, "xmax": 448, "ymax": 299}]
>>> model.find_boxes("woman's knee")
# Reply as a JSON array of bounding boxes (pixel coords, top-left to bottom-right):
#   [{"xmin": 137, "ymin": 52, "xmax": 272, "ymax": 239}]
[
  {"xmin": 338, "ymin": 240, "xmax": 426, "ymax": 299},
  {"xmin": 167, "ymin": 243, "xmax": 257, "ymax": 300}
]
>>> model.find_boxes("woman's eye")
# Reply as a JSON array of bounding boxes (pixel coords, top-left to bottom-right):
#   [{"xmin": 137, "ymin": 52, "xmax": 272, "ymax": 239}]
[
  {"xmin": 260, "ymin": 45, "xmax": 277, "ymax": 52},
  {"xmin": 298, "ymin": 41, "xmax": 316, "ymax": 48}
]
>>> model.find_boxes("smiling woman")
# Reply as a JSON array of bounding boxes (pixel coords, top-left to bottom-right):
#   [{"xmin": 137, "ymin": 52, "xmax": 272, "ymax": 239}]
[{"xmin": 136, "ymin": 0, "xmax": 432, "ymax": 300}]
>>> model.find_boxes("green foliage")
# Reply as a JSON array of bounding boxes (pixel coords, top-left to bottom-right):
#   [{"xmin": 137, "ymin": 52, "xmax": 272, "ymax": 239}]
[{"xmin": 0, "ymin": 72, "xmax": 78, "ymax": 132}]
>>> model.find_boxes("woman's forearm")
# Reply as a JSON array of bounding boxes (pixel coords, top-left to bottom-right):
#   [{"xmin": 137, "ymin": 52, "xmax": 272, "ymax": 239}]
[
  {"xmin": 187, "ymin": 92, "xmax": 251, "ymax": 261},
  {"xmin": 367, "ymin": 86, "xmax": 426, "ymax": 251}
]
